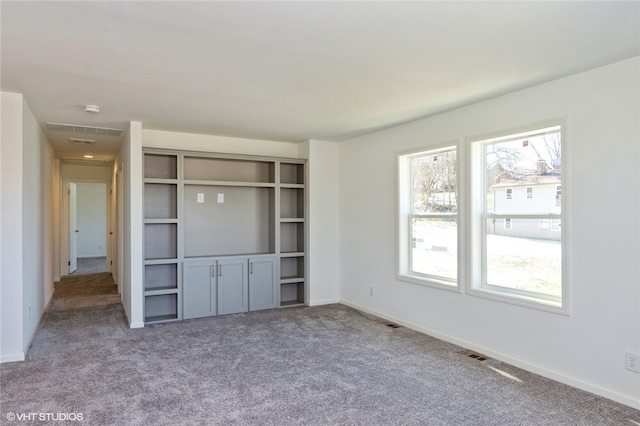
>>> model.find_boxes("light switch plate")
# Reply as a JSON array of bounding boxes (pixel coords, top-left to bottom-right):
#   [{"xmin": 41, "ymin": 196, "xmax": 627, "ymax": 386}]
[
  {"xmin": 217, "ymin": 193, "xmax": 224, "ymax": 203},
  {"xmin": 197, "ymin": 193, "xmax": 204, "ymax": 203}
]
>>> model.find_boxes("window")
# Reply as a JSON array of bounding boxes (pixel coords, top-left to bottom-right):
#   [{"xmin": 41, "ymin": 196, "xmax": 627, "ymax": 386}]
[
  {"xmin": 471, "ymin": 124, "xmax": 565, "ymax": 311},
  {"xmin": 504, "ymin": 218, "xmax": 512, "ymax": 231},
  {"xmin": 398, "ymin": 145, "xmax": 458, "ymax": 289}
]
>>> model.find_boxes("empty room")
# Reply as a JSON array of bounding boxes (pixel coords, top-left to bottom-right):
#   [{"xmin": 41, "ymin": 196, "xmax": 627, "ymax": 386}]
[{"xmin": 1, "ymin": 1, "xmax": 639, "ymax": 424}]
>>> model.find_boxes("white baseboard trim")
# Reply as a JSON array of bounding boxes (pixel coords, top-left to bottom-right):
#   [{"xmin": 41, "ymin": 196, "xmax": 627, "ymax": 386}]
[
  {"xmin": 129, "ymin": 321, "xmax": 145, "ymax": 329},
  {"xmin": 339, "ymin": 300, "xmax": 640, "ymax": 410},
  {"xmin": 1, "ymin": 353, "xmax": 26, "ymax": 363},
  {"xmin": 308, "ymin": 298, "xmax": 340, "ymax": 306}
]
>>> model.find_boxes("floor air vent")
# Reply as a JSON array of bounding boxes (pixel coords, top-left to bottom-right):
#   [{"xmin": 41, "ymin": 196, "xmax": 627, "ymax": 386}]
[
  {"xmin": 459, "ymin": 349, "xmax": 488, "ymax": 361},
  {"xmin": 386, "ymin": 323, "xmax": 401, "ymax": 329}
]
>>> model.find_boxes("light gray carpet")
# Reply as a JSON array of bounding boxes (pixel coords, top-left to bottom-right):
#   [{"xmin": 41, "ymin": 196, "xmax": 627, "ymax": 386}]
[
  {"xmin": 71, "ymin": 257, "xmax": 107, "ymax": 276},
  {"xmin": 1, "ymin": 273, "xmax": 638, "ymax": 425}
]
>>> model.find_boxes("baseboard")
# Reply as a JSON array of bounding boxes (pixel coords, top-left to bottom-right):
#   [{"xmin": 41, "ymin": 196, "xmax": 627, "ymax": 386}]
[
  {"xmin": 1, "ymin": 353, "xmax": 25, "ymax": 363},
  {"xmin": 77, "ymin": 255, "xmax": 107, "ymax": 258},
  {"xmin": 129, "ymin": 321, "xmax": 145, "ymax": 329},
  {"xmin": 308, "ymin": 298, "xmax": 340, "ymax": 307},
  {"xmin": 339, "ymin": 299, "xmax": 640, "ymax": 410}
]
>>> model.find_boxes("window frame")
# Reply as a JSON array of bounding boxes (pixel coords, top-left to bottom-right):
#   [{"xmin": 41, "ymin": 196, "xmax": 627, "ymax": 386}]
[
  {"xmin": 397, "ymin": 142, "xmax": 461, "ymax": 292},
  {"xmin": 468, "ymin": 120, "xmax": 569, "ymax": 315}
]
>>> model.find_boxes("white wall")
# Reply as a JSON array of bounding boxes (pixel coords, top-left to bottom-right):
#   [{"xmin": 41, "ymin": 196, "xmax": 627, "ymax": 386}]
[
  {"xmin": 1, "ymin": 92, "xmax": 25, "ymax": 362},
  {"xmin": 122, "ymin": 121, "xmax": 144, "ymax": 328},
  {"xmin": 338, "ymin": 57, "xmax": 640, "ymax": 408},
  {"xmin": 1, "ymin": 92, "xmax": 54, "ymax": 363},
  {"xmin": 300, "ymin": 140, "xmax": 340, "ymax": 305},
  {"xmin": 76, "ymin": 183, "xmax": 107, "ymax": 257}
]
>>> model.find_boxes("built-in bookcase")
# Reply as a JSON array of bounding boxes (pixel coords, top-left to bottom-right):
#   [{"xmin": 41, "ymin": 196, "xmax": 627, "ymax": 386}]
[
  {"xmin": 143, "ymin": 150, "xmax": 306, "ymax": 324},
  {"xmin": 278, "ymin": 162, "xmax": 306, "ymax": 307},
  {"xmin": 143, "ymin": 153, "xmax": 180, "ymax": 323}
]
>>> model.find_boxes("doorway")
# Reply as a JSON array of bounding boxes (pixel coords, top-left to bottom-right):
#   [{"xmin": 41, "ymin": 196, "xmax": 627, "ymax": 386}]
[{"xmin": 63, "ymin": 181, "xmax": 110, "ymax": 276}]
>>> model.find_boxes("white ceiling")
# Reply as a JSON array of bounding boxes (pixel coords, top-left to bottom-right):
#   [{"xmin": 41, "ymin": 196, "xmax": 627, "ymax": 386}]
[{"xmin": 2, "ymin": 1, "xmax": 638, "ymax": 161}]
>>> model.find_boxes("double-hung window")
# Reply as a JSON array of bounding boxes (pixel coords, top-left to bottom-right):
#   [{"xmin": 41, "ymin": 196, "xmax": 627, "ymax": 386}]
[
  {"xmin": 470, "ymin": 124, "xmax": 565, "ymax": 311},
  {"xmin": 398, "ymin": 145, "xmax": 458, "ymax": 289}
]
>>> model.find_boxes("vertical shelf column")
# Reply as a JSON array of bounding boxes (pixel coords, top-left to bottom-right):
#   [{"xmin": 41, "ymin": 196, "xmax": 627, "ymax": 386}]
[
  {"xmin": 278, "ymin": 162, "xmax": 306, "ymax": 307},
  {"xmin": 143, "ymin": 152, "xmax": 181, "ymax": 323}
]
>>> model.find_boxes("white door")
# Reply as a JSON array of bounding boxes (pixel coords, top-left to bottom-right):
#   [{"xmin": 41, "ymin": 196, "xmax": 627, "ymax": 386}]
[{"xmin": 69, "ymin": 182, "xmax": 78, "ymax": 274}]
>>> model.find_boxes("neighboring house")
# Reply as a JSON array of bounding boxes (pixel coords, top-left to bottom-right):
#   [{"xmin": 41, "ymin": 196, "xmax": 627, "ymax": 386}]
[{"xmin": 488, "ymin": 167, "xmax": 561, "ymax": 241}]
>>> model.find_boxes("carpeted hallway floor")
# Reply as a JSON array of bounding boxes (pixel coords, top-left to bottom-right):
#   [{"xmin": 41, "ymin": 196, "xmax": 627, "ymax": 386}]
[{"xmin": 1, "ymin": 273, "xmax": 638, "ymax": 425}]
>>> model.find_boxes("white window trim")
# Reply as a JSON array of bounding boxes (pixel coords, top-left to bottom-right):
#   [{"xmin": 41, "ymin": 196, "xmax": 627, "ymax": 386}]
[
  {"xmin": 467, "ymin": 119, "xmax": 570, "ymax": 315},
  {"xmin": 397, "ymin": 142, "xmax": 462, "ymax": 292}
]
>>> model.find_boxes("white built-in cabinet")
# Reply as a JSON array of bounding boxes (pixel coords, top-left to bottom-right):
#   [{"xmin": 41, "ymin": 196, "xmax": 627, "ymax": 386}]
[{"xmin": 143, "ymin": 150, "xmax": 306, "ymax": 324}]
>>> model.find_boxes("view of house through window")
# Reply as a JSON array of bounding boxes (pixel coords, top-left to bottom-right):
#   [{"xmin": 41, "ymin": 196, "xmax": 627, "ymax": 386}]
[
  {"xmin": 408, "ymin": 147, "xmax": 457, "ymax": 284},
  {"xmin": 479, "ymin": 125, "xmax": 563, "ymax": 304}
]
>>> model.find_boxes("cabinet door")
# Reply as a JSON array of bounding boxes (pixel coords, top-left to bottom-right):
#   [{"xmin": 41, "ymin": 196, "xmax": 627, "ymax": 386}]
[
  {"xmin": 183, "ymin": 261, "xmax": 216, "ymax": 319},
  {"xmin": 249, "ymin": 256, "xmax": 278, "ymax": 311},
  {"xmin": 217, "ymin": 258, "xmax": 248, "ymax": 315}
]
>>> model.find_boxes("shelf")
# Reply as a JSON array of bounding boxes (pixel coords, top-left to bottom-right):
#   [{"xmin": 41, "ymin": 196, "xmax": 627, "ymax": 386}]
[
  {"xmin": 184, "ymin": 157, "xmax": 275, "ymax": 183},
  {"xmin": 280, "ymin": 256, "xmax": 304, "ymax": 280},
  {"xmin": 280, "ymin": 218, "xmax": 304, "ymax": 223},
  {"xmin": 145, "ymin": 315, "xmax": 180, "ymax": 324},
  {"xmin": 280, "ymin": 187, "xmax": 304, "ymax": 219},
  {"xmin": 144, "ymin": 219, "xmax": 178, "ymax": 224},
  {"xmin": 145, "ymin": 288, "xmax": 179, "ymax": 296},
  {"xmin": 280, "ymin": 251, "xmax": 305, "ymax": 258},
  {"xmin": 280, "ymin": 163, "xmax": 304, "ymax": 185},
  {"xmin": 184, "ymin": 180, "xmax": 275, "ymax": 188},
  {"xmin": 145, "ymin": 154, "xmax": 177, "ymax": 180},
  {"xmin": 145, "ymin": 293, "xmax": 179, "ymax": 323},
  {"xmin": 144, "ymin": 223, "xmax": 177, "ymax": 260},
  {"xmin": 145, "ymin": 263, "xmax": 178, "ymax": 292},
  {"xmin": 280, "ymin": 277, "xmax": 305, "ymax": 284},
  {"xmin": 144, "ymin": 183, "xmax": 177, "ymax": 219},
  {"xmin": 281, "ymin": 281, "xmax": 304, "ymax": 306},
  {"xmin": 280, "ymin": 222, "xmax": 304, "ymax": 253}
]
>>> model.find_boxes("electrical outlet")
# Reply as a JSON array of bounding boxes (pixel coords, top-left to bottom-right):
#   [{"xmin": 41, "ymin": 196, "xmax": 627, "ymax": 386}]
[
  {"xmin": 625, "ymin": 352, "xmax": 640, "ymax": 373},
  {"xmin": 369, "ymin": 286, "xmax": 374, "ymax": 296}
]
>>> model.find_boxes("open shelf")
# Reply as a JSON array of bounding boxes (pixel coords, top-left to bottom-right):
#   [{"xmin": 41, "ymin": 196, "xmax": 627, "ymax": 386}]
[
  {"xmin": 280, "ymin": 222, "xmax": 304, "ymax": 253},
  {"xmin": 280, "ymin": 256, "xmax": 304, "ymax": 281},
  {"xmin": 144, "ymin": 184, "xmax": 177, "ymax": 219},
  {"xmin": 145, "ymin": 263, "xmax": 178, "ymax": 291},
  {"xmin": 145, "ymin": 154, "xmax": 177, "ymax": 180},
  {"xmin": 145, "ymin": 293, "xmax": 178, "ymax": 323},
  {"xmin": 184, "ymin": 157, "xmax": 275, "ymax": 183},
  {"xmin": 281, "ymin": 282, "xmax": 305, "ymax": 306},
  {"xmin": 280, "ymin": 187, "xmax": 304, "ymax": 219},
  {"xmin": 281, "ymin": 163, "xmax": 304, "ymax": 185},
  {"xmin": 144, "ymin": 223, "xmax": 177, "ymax": 260}
]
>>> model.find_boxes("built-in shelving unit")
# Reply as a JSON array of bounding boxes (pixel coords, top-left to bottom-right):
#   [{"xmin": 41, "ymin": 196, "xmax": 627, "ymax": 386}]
[
  {"xmin": 143, "ymin": 150, "xmax": 306, "ymax": 324},
  {"xmin": 278, "ymin": 162, "xmax": 306, "ymax": 307},
  {"xmin": 143, "ymin": 153, "xmax": 180, "ymax": 323}
]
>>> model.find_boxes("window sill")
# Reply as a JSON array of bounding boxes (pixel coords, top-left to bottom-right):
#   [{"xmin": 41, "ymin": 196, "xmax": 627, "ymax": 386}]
[
  {"xmin": 397, "ymin": 273, "xmax": 461, "ymax": 293},
  {"xmin": 467, "ymin": 286, "xmax": 568, "ymax": 315}
]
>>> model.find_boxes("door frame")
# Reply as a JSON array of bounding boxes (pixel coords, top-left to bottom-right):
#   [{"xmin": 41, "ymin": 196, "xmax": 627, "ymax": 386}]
[{"xmin": 60, "ymin": 178, "xmax": 112, "ymax": 277}]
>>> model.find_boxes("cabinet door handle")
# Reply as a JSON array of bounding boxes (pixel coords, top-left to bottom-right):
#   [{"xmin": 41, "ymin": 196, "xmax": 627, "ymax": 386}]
[
  {"xmin": 218, "ymin": 265, "xmax": 222, "ymax": 277},
  {"xmin": 250, "ymin": 262, "xmax": 253, "ymax": 274}
]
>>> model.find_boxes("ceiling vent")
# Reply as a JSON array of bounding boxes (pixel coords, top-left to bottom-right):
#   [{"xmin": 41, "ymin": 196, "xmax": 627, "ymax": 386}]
[
  {"xmin": 46, "ymin": 122, "xmax": 122, "ymax": 137},
  {"xmin": 69, "ymin": 138, "xmax": 96, "ymax": 145}
]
